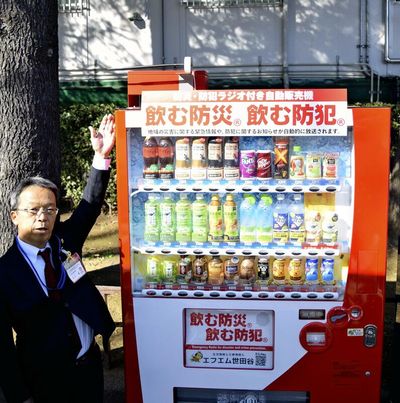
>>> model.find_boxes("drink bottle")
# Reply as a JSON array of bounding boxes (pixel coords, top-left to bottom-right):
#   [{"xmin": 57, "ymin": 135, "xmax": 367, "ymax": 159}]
[
  {"xmin": 161, "ymin": 257, "xmax": 177, "ymax": 285},
  {"xmin": 146, "ymin": 256, "xmax": 161, "ymax": 284},
  {"xmin": 175, "ymin": 193, "xmax": 192, "ymax": 244},
  {"xmin": 158, "ymin": 137, "xmax": 174, "ymax": 179},
  {"xmin": 223, "ymin": 137, "xmax": 240, "ymax": 180},
  {"xmin": 223, "ymin": 194, "xmax": 239, "ymax": 242},
  {"xmin": 207, "ymin": 137, "xmax": 223, "ymax": 180},
  {"xmin": 273, "ymin": 137, "xmax": 289, "ymax": 179},
  {"xmin": 175, "ymin": 137, "xmax": 191, "ymax": 179},
  {"xmin": 288, "ymin": 194, "xmax": 305, "ymax": 245},
  {"xmin": 239, "ymin": 194, "xmax": 257, "ymax": 244},
  {"xmin": 272, "ymin": 194, "xmax": 289, "ymax": 245},
  {"xmin": 177, "ymin": 255, "xmax": 192, "ymax": 284},
  {"xmin": 256, "ymin": 194, "xmax": 273, "ymax": 244},
  {"xmin": 208, "ymin": 194, "xmax": 223, "ymax": 242},
  {"xmin": 159, "ymin": 194, "xmax": 176, "ymax": 243},
  {"xmin": 289, "ymin": 145, "xmax": 305, "ymax": 179},
  {"xmin": 144, "ymin": 194, "xmax": 160, "ymax": 243},
  {"xmin": 143, "ymin": 137, "xmax": 159, "ymax": 179},
  {"xmin": 193, "ymin": 255, "xmax": 208, "ymax": 285},
  {"xmin": 191, "ymin": 137, "xmax": 207, "ymax": 180},
  {"xmin": 191, "ymin": 194, "xmax": 208, "ymax": 243},
  {"xmin": 208, "ymin": 256, "xmax": 224, "ymax": 286}
]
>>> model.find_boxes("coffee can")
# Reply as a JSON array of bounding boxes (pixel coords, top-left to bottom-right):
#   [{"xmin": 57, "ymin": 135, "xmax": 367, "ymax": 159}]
[{"xmin": 256, "ymin": 150, "xmax": 272, "ymax": 179}]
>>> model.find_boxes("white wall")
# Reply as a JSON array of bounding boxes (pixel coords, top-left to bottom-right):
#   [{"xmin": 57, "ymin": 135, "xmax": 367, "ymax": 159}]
[{"xmin": 58, "ymin": 0, "xmax": 400, "ymax": 81}]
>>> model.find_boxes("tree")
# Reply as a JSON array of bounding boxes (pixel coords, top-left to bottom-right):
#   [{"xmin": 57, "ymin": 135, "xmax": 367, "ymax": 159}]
[{"xmin": 0, "ymin": 1, "xmax": 60, "ymax": 254}]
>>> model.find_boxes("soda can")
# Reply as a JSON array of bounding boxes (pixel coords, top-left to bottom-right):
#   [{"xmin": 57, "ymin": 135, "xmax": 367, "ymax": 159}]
[
  {"xmin": 256, "ymin": 150, "xmax": 272, "ymax": 179},
  {"xmin": 240, "ymin": 150, "xmax": 256, "ymax": 178},
  {"xmin": 321, "ymin": 258, "xmax": 335, "ymax": 285},
  {"xmin": 305, "ymin": 258, "xmax": 319, "ymax": 284}
]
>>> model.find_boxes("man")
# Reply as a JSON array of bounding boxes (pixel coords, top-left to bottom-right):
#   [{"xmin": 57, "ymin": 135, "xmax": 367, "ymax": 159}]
[{"xmin": 0, "ymin": 114, "xmax": 116, "ymax": 403}]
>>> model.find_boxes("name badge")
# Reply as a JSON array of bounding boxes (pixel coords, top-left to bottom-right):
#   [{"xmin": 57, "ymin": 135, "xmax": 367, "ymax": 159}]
[{"xmin": 63, "ymin": 252, "xmax": 86, "ymax": 283}]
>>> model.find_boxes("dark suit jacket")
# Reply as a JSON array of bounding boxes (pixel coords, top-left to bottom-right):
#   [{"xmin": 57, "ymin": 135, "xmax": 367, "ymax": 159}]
[{"xmin": 0, "ymin": 167, "xmax": 116, "ymax": 403}]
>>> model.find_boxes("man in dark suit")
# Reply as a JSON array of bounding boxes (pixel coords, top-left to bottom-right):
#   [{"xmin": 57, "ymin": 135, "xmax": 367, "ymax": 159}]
[{"xmin": 0, "ymin": 114, "xmax": 116, "ymax": 403}]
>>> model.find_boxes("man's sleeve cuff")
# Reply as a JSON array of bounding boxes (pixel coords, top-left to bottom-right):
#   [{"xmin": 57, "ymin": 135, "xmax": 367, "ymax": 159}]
[{"xmin": 92, "ymin": 154, "xmax": 111, "ymax": 170}]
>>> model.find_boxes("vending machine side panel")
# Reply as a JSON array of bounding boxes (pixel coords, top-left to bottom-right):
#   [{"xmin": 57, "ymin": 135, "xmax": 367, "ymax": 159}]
[
  {"xmin": 266, "ymin": 107, "xmax": 391, "ymax": 402},
  {"xmin": 116, "ymin": 109, "xmax": 143, "ymax": 403}
]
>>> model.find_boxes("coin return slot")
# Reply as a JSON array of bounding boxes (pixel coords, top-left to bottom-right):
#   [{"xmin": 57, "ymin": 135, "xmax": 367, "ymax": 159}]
[{"xmin": 306, "ymin": 332, "xmax": 326, "ymax": 346}]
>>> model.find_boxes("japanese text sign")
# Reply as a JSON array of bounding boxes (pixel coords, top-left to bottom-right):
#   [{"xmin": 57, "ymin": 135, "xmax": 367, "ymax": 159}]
[
  {"xmin": 141, "ymin": 89, "xmax": 351, "ymax": 137},
  {"xmin": 185, "ymin": 309, "xmax": 274, "ymax": 370}
]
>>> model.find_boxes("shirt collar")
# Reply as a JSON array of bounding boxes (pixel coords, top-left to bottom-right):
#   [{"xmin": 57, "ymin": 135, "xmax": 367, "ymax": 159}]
[{"xmin": 17, "ymin": 237, "xmax": 51, "ymax": 263}]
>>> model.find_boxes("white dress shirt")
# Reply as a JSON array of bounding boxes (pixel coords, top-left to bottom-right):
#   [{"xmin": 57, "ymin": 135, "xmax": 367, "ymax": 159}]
[{"xmin": 17, "ymin": 238, "xmax": 93, "ymax": 359}]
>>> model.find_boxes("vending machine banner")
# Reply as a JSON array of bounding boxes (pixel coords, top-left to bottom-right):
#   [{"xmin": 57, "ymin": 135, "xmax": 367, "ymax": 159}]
[
  {"xmin": 141, "ymin": 89, "xmax": 351, "ymax": 137},
  {"xmin": 184, "ymin": 308, "xmax": 274, "ymax": 370}
]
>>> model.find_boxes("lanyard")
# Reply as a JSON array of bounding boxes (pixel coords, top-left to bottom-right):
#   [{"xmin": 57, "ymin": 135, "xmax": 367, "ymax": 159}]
[{"xmin": 16, "ymin": 237, "xmax": 67, "ymax": 291}]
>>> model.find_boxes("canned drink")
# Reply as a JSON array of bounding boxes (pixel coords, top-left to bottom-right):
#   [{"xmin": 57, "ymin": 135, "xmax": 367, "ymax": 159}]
[
  {"xmin": 240, "ymin": 150, "xmax": 256, "ymax": 178},
  {"xmin": 288, "ymin": 258, "xmax": 304, "ymax": 285},
  {"xmin": 272, "ymin": 258, "xmax": 286, "ymax": 285},
  {"xmin": 256, "ymin": 150, "xmax": 272, "ymax": 179},
  {"xmin": 257, "ymin": 257, "xmax": 270, "ymax": 282},
  {"xmin": 305, "ymin": 258, "xmax": 319, "ymax": 284},
  {"xmin": 321, "ymin": 258, "xmax": 335, "ymax": 285}
]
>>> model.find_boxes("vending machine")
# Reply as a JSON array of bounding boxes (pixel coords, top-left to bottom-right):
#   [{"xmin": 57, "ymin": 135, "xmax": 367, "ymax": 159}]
[{"xmin": 116, "ymin": 70, "xmax": 390, "ymax": 403}]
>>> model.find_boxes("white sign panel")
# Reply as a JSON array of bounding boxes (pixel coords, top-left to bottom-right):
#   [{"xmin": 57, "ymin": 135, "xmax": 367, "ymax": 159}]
[
  {"xmin": 141, "ymin": 89, "xmax": 351, "ymax": 137},
  {"xmin": 185, "ymin": 309, "xmax": 274, "ymax": 370}
]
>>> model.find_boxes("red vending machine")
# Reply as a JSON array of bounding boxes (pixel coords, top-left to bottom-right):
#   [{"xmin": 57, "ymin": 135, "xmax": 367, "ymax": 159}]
[{"xmin": 116, "ymin": 71, "xmax": 390, "ymax": 403}]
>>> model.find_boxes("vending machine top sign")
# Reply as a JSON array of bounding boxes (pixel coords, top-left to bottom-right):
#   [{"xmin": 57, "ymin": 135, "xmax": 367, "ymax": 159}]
[{"xmin": 137, "ymin": 88, "xmax": 352, "ymax": 137}]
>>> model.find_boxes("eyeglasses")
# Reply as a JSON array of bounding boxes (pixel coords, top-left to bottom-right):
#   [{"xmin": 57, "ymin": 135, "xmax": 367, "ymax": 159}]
[{"xmin": 16, "ymin": 207, "xmax": 59, "ymax": 217}]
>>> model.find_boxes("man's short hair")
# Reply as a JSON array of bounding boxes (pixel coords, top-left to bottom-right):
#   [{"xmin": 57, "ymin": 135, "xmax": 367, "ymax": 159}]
[{"xmin": 10, "ymin": 177, "xmax": 59, "ymax": 210}]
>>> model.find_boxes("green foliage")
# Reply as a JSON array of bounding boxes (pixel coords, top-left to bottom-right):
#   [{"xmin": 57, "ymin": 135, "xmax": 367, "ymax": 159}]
[{"xmin": 60, "ymin": 103, "xmax": 117, "ymax": 212}]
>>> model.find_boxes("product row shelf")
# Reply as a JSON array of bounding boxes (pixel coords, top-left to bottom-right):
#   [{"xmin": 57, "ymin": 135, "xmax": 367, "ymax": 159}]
[
  {"xmin": 131, "ymin": 178, "xmax": 343, "ymax": 195},
  {"xmin": 140, "ymin": 283, "xmax": 344, "ymax": 300},
  {"xmin": 132, "ymin": 243, "xmax": 344, "ymax": 257}
]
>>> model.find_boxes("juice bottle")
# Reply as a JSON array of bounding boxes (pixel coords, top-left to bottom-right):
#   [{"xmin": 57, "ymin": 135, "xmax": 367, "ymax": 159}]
[
  {"xmin": 223, "ymin": 194, "xmax": 239, "ymax": 242},
  {"xmin": 192, "ymin": 194, "xmax": 208, "ymax": 243},
  {"xmin": 207, "ymin": 137, "xmax": 223, "ymax": 180},
  {"xmin": 159, "ymin": 194, "xmax": 176, "ymax": 243},
  {"xmin": 175, "ymin": 137, "xmax": 191, "ymax": 179},
  {"xmin": 175, "ymin": 193, "xmax": 192, "ymax": 244},
  {"xmin": 272, "ymin": 194, "xmax": 289, "ymax": 245},
  {"xmin": 223, "ymin": 137, "xmax": 240, "ymax": 180},
  {"xmin": 289, "ymin": 145, "xmax": 305, "ymax": 179},
  {"xmin": 158, "ymin": 137, "xmax": 174, "ymax": 179},
  {"xmin": 191, "ymin": 137, "xmax": 207, "ymax": 180},
  {"xmin": 143, "ymin": 137, "xmax": 159, "ymax": 179},
  {"xmin": 256, "ymin": 194, "xmax": 273, "ymax": 244},
  {"xmin": 288, "ymin": 194, "xmax": 305, "ymax": 245},
  {"xmin": 208, "ymin": 256, "xmax": 224, "ymax": 286},
  {"xmin": 144, "ymin": 194, "xmax": 160, "ymax": 243},
  {"xmin": 239, "ymin": 194, "xmax": 257, "ymax": 244},
  {"xmin": 305, "ymin": 153, "xmax": 322, "ymax": 179},
  {"xmin": 208, "ymin": 194, "xmax": 223, "ymax": 242}
]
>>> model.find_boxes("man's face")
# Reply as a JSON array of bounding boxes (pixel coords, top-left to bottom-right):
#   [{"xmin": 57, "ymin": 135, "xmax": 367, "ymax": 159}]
[{"xmin": 11, "ymin": 185, "xmax": 58, "ymax": 248}]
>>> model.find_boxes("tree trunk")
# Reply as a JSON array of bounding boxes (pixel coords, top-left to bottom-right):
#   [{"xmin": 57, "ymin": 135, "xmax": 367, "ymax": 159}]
[{"xmin": 0, "ymin": 1, "xmax": 60, "ymax": 255}]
